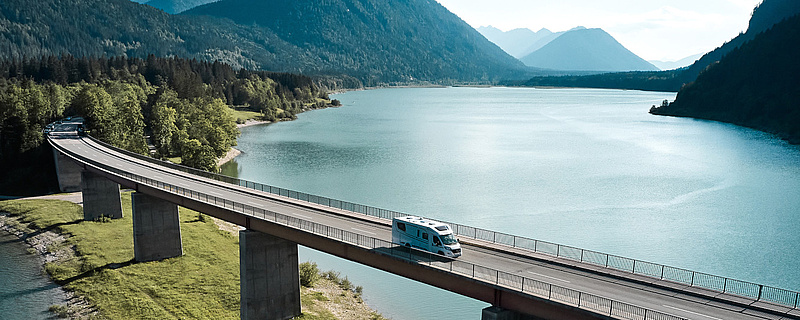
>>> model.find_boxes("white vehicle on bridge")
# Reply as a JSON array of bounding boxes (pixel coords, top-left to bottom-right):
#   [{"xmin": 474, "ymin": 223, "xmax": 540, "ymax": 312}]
[{"xmin": 392, "ymin": 216, "xmax": 462, "ymax": 258}]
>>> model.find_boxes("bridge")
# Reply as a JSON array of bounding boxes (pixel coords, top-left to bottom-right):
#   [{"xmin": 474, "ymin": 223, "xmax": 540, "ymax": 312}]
[{"xmin": 47, "ymin": 119, "xmax": 800, "ymax": 320}]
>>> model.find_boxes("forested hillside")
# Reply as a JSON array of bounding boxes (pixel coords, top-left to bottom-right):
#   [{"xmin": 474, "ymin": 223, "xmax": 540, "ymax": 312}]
[
  {"xmin": 0, "ymin": 0, "xmax": 319, "ymax": 72},
  {"xmin": 650, "ymin": 14, "xmax": 800, "ymax": 144},
  {"xmin": 512, "ymin": 0, "xmax": 800, "ymax": 92},
  {"xmin": 183, "ymin": 0, "xmax": 530, "ymax": 85},
  {"xmin": 0, "ymin": 55, "xmax": 329, "ymax": 194},
  {"xmin": 0, "ymin": 0, "xmax": 530, "ymax": 85}
]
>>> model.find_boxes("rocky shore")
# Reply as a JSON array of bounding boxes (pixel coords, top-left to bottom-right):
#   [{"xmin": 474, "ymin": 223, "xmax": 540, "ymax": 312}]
[{"xmin": 0, "ymin": 193, "xmax": 96, "ymax": 319}]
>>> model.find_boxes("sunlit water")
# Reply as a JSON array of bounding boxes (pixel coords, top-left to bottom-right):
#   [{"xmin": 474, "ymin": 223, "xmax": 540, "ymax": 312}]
[
  {"xmin": 223, "ymin": 87, "xmax": 800, "ymax": 319},
  {"xmin": 0, "ymin": 231, "xmax": 67, "ymax": 320}
]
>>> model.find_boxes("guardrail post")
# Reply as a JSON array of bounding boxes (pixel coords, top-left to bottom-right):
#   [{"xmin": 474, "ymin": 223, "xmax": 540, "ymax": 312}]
[
  {"xmin": 606, "ymin": 255, "xmax": 609, "ymax": 268},
  {"xmin": 609, "ymin": 300, "xmax": 613, "ymax": 315},
  {"xmin": 723, "ymin": 278, "xmax": 727, "ymax": 293},
  {"xmin": 556, "ymin": 245, "xmax": 560, "ymax": 257},
  {"xmin": 548, "ymin": 284, "xmax": 552, "ymax": 299},
  {"xmin": 757, "ymin": 285, "xmax": 763, "ymax": 301},
  {"xmin": 521, "ymin": 277, "xmax": 525, "ymax": 292},
  {"xmin": 660, "ymin": 266, "xmax": 664, "ymax": 280},
  {"xmin": 794, "ymin": 292, "xmax": 798, "ymax": 308},
  {"xmin": 632, "ymin": 260, "xmax": 637, "ymax": 273},
  {"xmin": 690, "ymin": 272, "xmax": 695, "ymax": 286},
  {"xmin": 580, "ymin": 250, "xmax": 584, "ymax": 262}
]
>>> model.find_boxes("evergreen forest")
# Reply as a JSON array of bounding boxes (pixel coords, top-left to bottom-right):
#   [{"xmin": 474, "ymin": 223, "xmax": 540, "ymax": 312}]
[{"xmin": 650, "ymin": 13, "xmax": 800, "ymax": 144}]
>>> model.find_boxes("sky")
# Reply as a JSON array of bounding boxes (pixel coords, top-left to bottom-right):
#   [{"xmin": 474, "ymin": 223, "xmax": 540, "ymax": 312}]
[{"xmin": 435, "ymin": 0, "xmax": 763, "ymax": 62}]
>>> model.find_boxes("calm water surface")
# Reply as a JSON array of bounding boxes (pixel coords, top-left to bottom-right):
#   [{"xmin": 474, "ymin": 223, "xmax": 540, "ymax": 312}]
[
  {"xmin": 0, "ymin": 230, "xmax": 67, "ymax": 320},
  {"xmin": 224, "ymin": 87, "xmax": 800, "ymax": 319}
]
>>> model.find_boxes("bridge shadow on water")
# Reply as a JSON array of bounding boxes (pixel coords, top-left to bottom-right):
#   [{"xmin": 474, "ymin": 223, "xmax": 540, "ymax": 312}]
[{"xmin": 0, "ymin": 282, "xmax": 63, "ymax": 301}]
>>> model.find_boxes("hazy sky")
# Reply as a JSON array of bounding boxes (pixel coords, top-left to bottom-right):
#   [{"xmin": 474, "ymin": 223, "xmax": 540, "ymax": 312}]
[{"xmin": 435, "ymin": 0, "xmax": 763, "ymax": 61}]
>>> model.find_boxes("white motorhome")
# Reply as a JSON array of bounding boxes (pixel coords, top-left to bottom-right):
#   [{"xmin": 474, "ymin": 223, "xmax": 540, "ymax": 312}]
[{"xmin": 392, "ymin": 216, "xmax": 462, "ymax": 258}]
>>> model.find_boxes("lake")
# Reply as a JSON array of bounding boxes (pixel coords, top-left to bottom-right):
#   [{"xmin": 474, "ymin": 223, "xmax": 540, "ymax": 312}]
[{"xmin": 227, "ymin": 87, "xmax": 800, "ymax": 319}]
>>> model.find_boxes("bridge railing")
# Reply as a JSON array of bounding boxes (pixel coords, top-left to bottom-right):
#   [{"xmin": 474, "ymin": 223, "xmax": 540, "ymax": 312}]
[
  {"xmin": 82, "ymin": 136, "xmax": 800, "ymax": 310},
  {"xmin": 111, "ymin": 170, "xmax": 689, "ymax": 320},
  {"xmin": 52, "ymin": 138, "xmax": 689, "ymax": 319}
]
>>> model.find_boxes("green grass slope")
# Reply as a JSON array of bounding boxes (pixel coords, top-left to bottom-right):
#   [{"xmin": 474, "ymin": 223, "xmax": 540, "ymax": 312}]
[{"xmin": 0, "ymin": 194, "xmax": 381, "ymax": 319}]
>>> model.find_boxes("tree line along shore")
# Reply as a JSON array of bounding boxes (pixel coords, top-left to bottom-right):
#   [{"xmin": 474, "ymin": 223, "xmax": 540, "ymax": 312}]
[{"xmin": 0, "ymin": 55, "xmax": 342, "ymax": 195}]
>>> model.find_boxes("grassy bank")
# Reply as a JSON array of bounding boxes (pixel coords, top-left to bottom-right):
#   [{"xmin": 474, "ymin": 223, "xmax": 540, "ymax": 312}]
[{"xmin": 0, "ymin": 193, "xmax": 383, "ymax": 319}]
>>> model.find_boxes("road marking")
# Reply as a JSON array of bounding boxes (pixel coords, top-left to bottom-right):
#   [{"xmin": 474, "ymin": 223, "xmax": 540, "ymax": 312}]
[
  {"xmin": 527, "ymin": 271, "xmax": 571, "ymax": 283},
  {"xmin": 662, "ymin": 305, "xmax": 722, "ymax": 320},
  {"xmin": 207, "ymin": 191, "xmax": 223, "ymax": 196},
  {"xmin": 350, "ymin": 228, "xmax": 376, "ymax": 235},
  {"xmin": 293, "ymin": 213, "xmax": 313, "ymax": 220}
]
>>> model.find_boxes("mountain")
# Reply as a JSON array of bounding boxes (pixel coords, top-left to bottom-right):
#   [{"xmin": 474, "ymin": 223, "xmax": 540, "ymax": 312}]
[
  {"xmin": 519, "ymin": 28, "xmax": 658, "ymax": 72},
  {"xmin": 145, "ymin": 0, "xmax": 219, "ymax": 14},
  {"xmin": 477, "ymin": 26, "xmax": 550, "ymax": 58},
  {"xmin": 0, "ymin": 0, "xmax": 308, "ymax": 71},
  {"xmin": 514, "ymin": 0, "xmax": 800, "ymax": 91},
  {"xmin": 648, "ymin": 53, "xmax": 703, "ymax": 71},
  {"xmin": 477, "ymin": 26, "xmax": 585, "ymax": 59},
  {"xmin": 183, "ymin": 0, "xmax": 529, "ymax": 84},
  {"xmin": 518, "ymin": 28, "xmax": 572, "ymax": 57},
  {"xmin": 0, "ymin": 0, "xmax": 530, "ymax": 85},
  {"xmin": 680, "ymin": 0, "xmax": 800, "ymax": 83},
  {"xmin": 650, "ymin": 13, "xmax": 800, "ymax": 144}
]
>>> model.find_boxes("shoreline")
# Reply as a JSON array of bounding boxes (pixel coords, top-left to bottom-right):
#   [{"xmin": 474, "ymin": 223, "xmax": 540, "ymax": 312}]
[
  {"xmin": 0, "ymin": 194, "xmax": 96, "ymax": 319},
  {"xmin": 1, "ymin": 195, "xmax": 384, "ymax": 319},
  {"xmin": 216, "ymin": 119, "xmax": 271, "ymax": 167}
]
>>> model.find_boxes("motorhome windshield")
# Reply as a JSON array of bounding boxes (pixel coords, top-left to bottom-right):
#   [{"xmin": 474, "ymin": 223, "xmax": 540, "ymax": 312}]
[{"xmin": 441, "ymin": 234, "xmax": 458, "ymax": 245}]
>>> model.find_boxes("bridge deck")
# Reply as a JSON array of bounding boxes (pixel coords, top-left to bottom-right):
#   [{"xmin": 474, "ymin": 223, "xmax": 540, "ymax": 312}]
[{"xmin": 49, "ymin": 133, "xmax": 800, "ymax": 320}]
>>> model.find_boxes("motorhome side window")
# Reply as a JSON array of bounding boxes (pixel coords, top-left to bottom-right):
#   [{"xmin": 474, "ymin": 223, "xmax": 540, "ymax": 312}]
[{"xmin": 397, "ymin": 222, "xmax": 406, "ymax": 232}]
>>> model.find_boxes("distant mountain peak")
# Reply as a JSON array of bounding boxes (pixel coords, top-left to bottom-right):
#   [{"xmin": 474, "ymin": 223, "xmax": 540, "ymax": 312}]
[
  {"xmin": 478, "ymin": 26, "xmax": 569, "ymax": 58},
  {"xmin": 519, "ymin": 27, "xmax": 658, "ymax": 72}
]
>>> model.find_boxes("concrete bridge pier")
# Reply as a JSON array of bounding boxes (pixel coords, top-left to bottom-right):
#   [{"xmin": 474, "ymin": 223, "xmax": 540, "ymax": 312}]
[
  {"xmin": 53, "ymin": 150, "xmax": 83, "ymax": 192},
  {"xmin": 81, "ymin": 170, "xmax": 123, "ymax": 220},
  {"xmin": 132, "ymin": 192, "xmax": 183, "ymax": 262},
  {"xmin": 240, "ymin": 230, "xmax": 301, "ymax": 320},
  {"xmin": 483, "ymin": 306, "xmax": 519, "ymax": 320}
]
